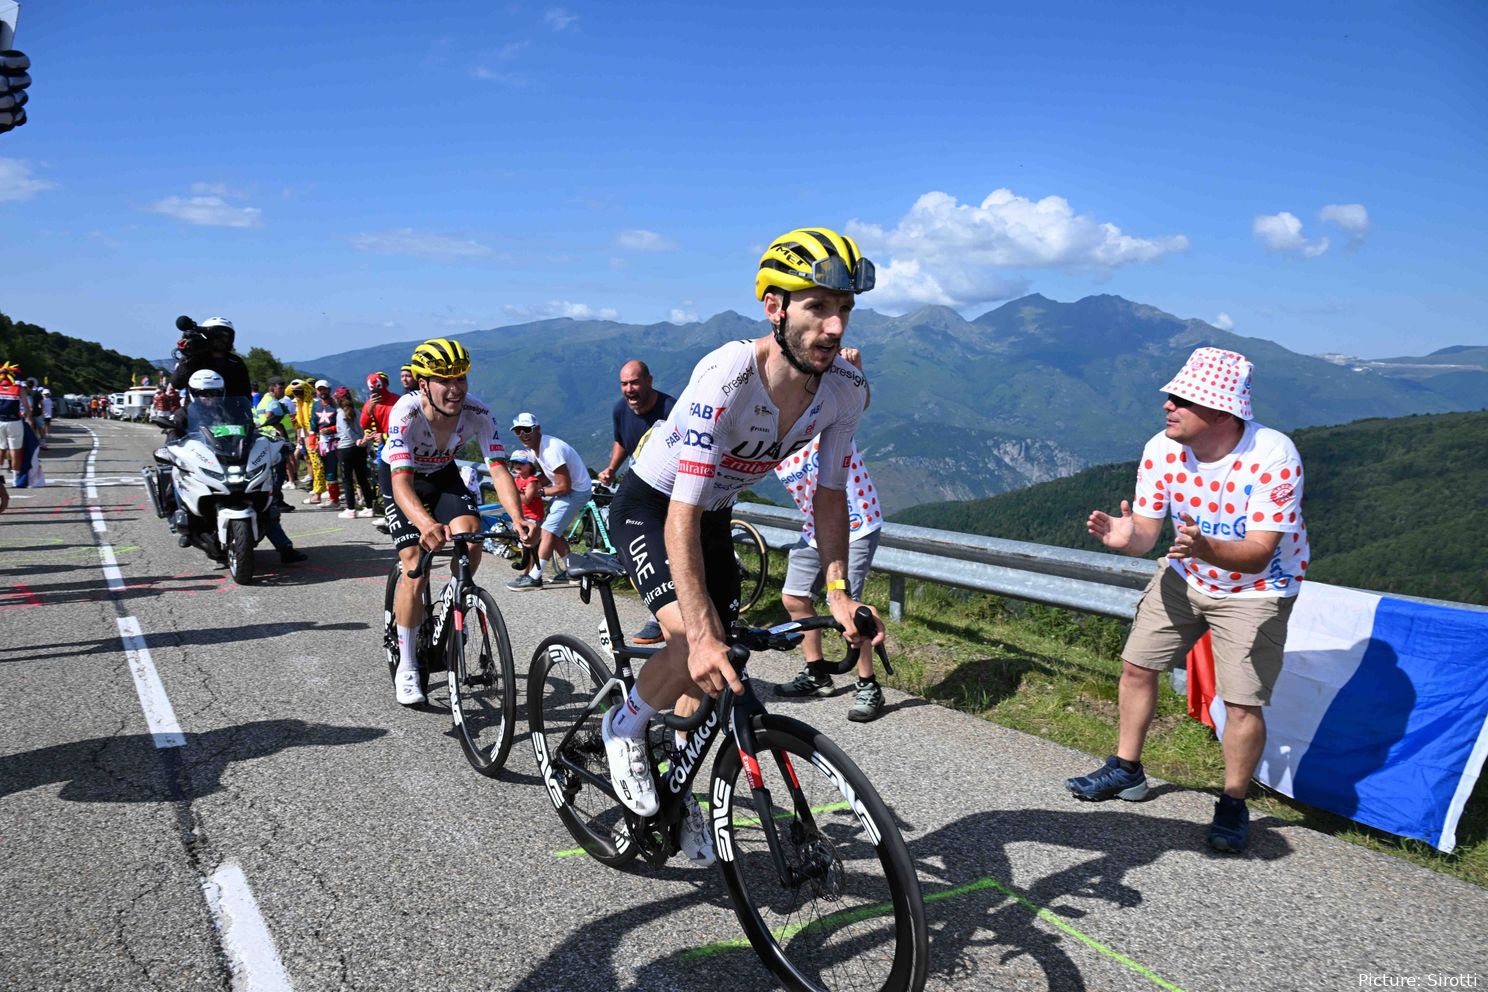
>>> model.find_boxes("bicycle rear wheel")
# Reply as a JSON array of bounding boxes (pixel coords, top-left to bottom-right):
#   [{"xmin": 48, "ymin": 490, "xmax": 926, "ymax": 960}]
[
  {"xmin": 527, "ymin": 634, "xmax": 638, "ymax": 867},
  {"xmin": 731, "ymin": 519, "xmax": 769, "ymax": 613},
  {"xmin": 711, "ymin": 715, "xmax": 927, "ymax": 992},
  {"xmin": 565, "ymin": 508, "xmax": 603, "ymax": 557},
  {"xmin": 448, "ymin": 588, "xmax": 517, "ymax": 776}
]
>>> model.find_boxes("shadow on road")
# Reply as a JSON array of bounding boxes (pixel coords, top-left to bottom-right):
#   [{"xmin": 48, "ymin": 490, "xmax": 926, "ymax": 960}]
[
  {"xmin": 508, "ymin": 803, "xmax": 1293, "ymax": 991},
  {"xmin": 0, "ymin": 620, "xmax": 371, "ymax": 664},
  {"xmin": 0, "ymin": 719, "xmax": 387, "ymax": 803}
]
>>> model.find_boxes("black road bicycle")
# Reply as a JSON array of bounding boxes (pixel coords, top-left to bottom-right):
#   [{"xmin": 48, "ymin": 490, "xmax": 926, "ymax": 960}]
[
  {"xmin": 382, "ymin": 530, "xmax": 517, "ymax": 776},
  {"xmin": 527, "ymin": 551, "xmax": 927, "ymax": 992}
]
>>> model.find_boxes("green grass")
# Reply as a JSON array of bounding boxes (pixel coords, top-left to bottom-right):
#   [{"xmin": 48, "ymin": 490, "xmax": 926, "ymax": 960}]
[{"xmin": 738, "ymin": 564, "xmax": 1487, "ymax": 888}]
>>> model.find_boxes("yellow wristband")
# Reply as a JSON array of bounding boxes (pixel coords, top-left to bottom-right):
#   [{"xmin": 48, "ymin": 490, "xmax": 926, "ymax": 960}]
[{"xmin": 825, "ymin": 579, "xmax": 848, "ymax": 592}]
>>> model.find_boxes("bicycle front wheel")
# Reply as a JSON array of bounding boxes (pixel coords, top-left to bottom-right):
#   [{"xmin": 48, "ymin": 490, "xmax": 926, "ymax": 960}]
[
  {"xmin": 731, "ymin": 519, "xmax": 769, "ymax": 613},
  {"xmin": 527, "ymin": 634, "xmax": 638, "ymax": 867},
  {"xmin": 711, "ymin": 715, "xmax": 927, "ymax": 992},
  {"xmin": 382, "ymin": 562, "xmax": 401, "ymax": 681},
  {"xmin": 448, "ymin": 588, "xmax": 517, "ymax": 776}
]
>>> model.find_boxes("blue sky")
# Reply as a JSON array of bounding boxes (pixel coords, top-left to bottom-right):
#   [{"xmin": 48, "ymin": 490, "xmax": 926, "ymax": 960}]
[{"xmin": 3, "ymin": 0, "xmax": 1484, "ymax": 362}]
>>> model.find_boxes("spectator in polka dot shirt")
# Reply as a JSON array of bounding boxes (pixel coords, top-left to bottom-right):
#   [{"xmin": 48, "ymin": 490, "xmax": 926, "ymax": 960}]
[
  {"xmin": 1066, "ymin": 346, "xmax": 1310, "ymax": 855},
  {"xmin": 773, "ymin": 347, "xmax": 889, "ymax": 723}
]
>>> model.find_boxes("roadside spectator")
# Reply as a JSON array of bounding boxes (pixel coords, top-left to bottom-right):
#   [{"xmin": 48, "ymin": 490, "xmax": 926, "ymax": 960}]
[
  {"xmin": 37, "ymin": 386, "xmax": 53, "ymax": 447},
  {"xmin": 597, "ymin": 359, "xmax": 676, "ymax": 487},
  {"xmin": 309, "ymin": 379, "xmax": 340, "ymax": 507},
  {"xmin": 398, "ymin": 364, "xmax": 416, "ymax": 396},
  {"xmin": 254, "ymin": 376, "xmax": 297, "ymax": 513},
  {"xmin": 599, "ymin": 360, "xmax": 676, "ymax": 642},
  {"xmin": 1065, "ymin": 347, "xmax": 1310, "ymax": 854},
  {"xmin": 333, "ymin": 387, "xmax": 376, "ymax": 518},
  {"xmin": 0, "ymin": 361, "xmax": 31, "ymax": 482},
  {"xmin": 773, "ymin": 347, "xmax": 886, "ymax": 721},
  {"xmin": 290, "ymin": 379, "xmax": 327, "ymax": 504},
  {"xmin": 358, "ymin": 372, "xmax": 397, "ymax": 452},
  {"xmin": 508, "ymin": 449, "xmax": 546, "ymax": 574},
  {"xmin": 506, "ymin": 411, "xmax": 592, "ymax": 591}
]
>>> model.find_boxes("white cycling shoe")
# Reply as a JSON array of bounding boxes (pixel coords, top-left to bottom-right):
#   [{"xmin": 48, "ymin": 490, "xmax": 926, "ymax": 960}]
[
  {"xmin": 601, "ymin": 709, "xmax": 659, "ymax": 816},
  {"xmin": 394, "ymin": 670, "xmax": 425, "ymax": 707},
  {"xmin": 680, "ymin": 793, "xmax": 716, "ymax": 867}
]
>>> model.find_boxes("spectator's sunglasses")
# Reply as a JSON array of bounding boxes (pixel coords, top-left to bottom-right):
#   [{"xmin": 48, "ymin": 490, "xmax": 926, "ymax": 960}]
[{"xmin": 1166, "ymin": 393, "xmax": 1196, "ymax": 409}]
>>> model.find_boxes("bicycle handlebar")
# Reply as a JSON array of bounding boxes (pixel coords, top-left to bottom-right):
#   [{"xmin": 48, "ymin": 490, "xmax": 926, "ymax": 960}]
[
  {"xmin": 405, "ymin": 530, "xmax": 500, "ymax": 580},
  {"xmin": 659, "ymin": 606, "xmax": 890, "ymax": 731}
]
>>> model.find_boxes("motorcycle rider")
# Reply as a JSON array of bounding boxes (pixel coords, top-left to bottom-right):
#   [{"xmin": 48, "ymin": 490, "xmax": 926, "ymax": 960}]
[{"xmin": 171, "ymin": 359, "xmax": 306, "ymax": 565}]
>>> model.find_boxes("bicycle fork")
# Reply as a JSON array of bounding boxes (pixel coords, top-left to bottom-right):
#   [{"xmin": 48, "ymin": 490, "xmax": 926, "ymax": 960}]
[{"xmin": 727, "ymin": 686, "xmax": 822, "ymax": 890}]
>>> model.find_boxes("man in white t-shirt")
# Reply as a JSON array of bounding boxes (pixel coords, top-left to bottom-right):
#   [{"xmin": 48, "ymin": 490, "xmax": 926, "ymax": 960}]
[
  {"xmin": 506, "ymin": 411, "xmax": 593, "ymax": 591},
  {"xmin": 1065, "ymin": 347, "xmax": 1310, "ymax": 854},
  {"xmin": 772, "ymin": 347, "xmax": 888, "ymax": 722}
]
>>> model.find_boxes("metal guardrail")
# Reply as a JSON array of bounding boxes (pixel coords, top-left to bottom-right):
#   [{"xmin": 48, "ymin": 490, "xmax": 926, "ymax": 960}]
[{"xmin": 730, "ymin": 502, "xmax": 1488, "ymax": 620}]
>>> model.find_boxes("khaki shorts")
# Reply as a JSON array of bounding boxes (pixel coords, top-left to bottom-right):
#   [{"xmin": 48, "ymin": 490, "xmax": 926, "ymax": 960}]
[{"xmin": 1123, "ymin": 565, "xmax": 1296, "ymax": 706}]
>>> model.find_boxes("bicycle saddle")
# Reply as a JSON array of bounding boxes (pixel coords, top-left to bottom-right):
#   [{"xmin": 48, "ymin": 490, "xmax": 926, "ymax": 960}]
[{"xmin": 563, "ymin": 551, "xmax": 627, "ymax": 580}]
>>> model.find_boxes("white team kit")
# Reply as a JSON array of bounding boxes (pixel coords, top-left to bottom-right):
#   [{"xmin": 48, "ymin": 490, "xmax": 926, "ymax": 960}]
[
  {"xmin": 380, "ymin": 392, "xmax": 506, "ymax": 474},
  {"xmin": 630, "ymin": 339, "xmax": 867, "ymax": 511},
  {"xmin": 1132, "ymin": 420, "xmax": 1310, "ymax": 598}
]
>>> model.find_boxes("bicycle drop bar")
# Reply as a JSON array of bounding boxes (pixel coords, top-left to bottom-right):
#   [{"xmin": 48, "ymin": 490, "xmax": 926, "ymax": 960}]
[
  {"xmin": 659, "ymin": 607, "xmax": 891, "ymax": 732},
  {"xmin": 405, "ymin": 530, "xmax": 496, "ymax": 580}
]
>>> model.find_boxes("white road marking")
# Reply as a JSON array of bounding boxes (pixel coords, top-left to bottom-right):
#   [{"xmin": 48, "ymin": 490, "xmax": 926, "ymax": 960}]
[
  {"xmin": 116, "ymin": 616, "xmax": 185, "ymax": 749},
  {"xmin": 201, "ymin": 863, "xmax": 295, "ymax": 992},
  {"xmin": 80, "ymin": 426, "xmax": 293, "ymax": 987}
]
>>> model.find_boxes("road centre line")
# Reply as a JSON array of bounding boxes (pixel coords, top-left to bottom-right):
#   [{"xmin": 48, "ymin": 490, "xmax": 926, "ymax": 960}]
[
  {"xmin": 202, "ymin": 863, "xmax": 294, "ymax": 992},
  {"xmin": 80, "ymin": 426, "xmax": 294, "ymax": 990}
]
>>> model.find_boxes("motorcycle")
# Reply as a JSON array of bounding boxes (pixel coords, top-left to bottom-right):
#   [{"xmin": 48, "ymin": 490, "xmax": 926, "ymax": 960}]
[{"xmin": 141, "ymin": 395, "xmax": 280, "ymax": 584}]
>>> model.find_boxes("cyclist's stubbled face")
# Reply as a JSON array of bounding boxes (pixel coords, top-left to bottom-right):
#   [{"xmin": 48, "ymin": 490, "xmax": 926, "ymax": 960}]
[
  {"xmin": 779, "ymin": 286, "xmax": 852, "ymax": 373},
  {"xmin": 422, "ymin": 374, "xmax": 467, "ymax": 415}
]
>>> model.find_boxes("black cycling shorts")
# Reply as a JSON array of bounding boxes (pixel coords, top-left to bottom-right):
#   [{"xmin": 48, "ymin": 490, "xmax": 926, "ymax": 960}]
[
  {"xmin": 608, "ymin": 474, "xmax": 739, "ymax": 626},
  {"xmin": 379, "ymin": 460, "xmax": 480, "ymax": 553}
]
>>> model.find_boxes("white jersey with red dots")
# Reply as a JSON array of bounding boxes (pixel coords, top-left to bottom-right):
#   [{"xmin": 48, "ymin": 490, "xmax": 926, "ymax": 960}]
[
  {"xmin": 1132, "ymin": 420, "xmax": 1309, "ymax": 598},
  {"xmin": 775, "ymin": 438, "xmax": 882, "ymax": 547},
  {"xmin": 630, "ymin": 339, "xmax": 866, "ymax": 512}
]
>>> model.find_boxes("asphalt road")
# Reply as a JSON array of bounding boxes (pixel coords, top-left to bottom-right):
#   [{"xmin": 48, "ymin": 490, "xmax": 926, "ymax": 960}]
[{"xmin": 2, "ymin": 420, "xmax": 1485, "ymax": 992}]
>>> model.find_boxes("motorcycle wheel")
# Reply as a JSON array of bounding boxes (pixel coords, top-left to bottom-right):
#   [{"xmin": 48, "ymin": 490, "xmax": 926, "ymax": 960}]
[{"xmin": 226, "ymin": 519, "xmax": 256, "ymax": 585}]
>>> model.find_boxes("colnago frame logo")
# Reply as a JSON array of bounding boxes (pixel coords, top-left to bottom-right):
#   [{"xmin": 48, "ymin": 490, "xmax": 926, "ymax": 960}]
[
  {"xmin": 668, "ymin": 705, "xmax": 720, "ymax": 793},
  {"xmin": 430, "ymin": 579, "xmax": 457, "ymax": 647}
]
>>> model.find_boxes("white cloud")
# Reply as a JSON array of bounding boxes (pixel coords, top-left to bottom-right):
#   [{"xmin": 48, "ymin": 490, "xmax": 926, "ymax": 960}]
[
  {"xmin": 351, "ymin": 228, "xmax": 493, "ymax": 259},
  {"xmin": 147, "ymin": 194, "xmax": 263, "ymax": 228},
  {"xmin": 669, "ymin": 307, "xmax": 699, "ymax": 324},
  {"xmin": 503, "ymin": 301, "xmax": 619, "ymax": 321},
  {"xmin": 1319, "ymin": 203, "xmax": 1370, "ymax": 249},
  {"xmin": 846, "ymin": 189, "xmax": 1187, "ymax": 312},
  {"xmin": 470, "ymin": 66, "xmax": 528, "ymax": 85},
  {"xmin": 1253, "ymin": 211, "xmax": 1329, "ymax": 257},
  {"xmin": 1214, "ymin": 312, "xmax": 1235, "ymax": 331},
  {"xmin": 0, "ymin": 159, "xmax": 56, "ymax": 202},
  {"xmin": 616, "ymin": 229, "xmax": 676, "ymax": 252},
  {"xmin": 544, "ymin": 7, "xmax": 578, "ymax": 30}
]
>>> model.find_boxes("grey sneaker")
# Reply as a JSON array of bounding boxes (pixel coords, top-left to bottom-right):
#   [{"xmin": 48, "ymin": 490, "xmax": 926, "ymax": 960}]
[
  {"xmin": 847, "ymin": 681, "xmax": 885, "ymax": 722},
  {"xmin": 548, "ymin": 570, "xmax": 572, "ymax": 586},
  {"xmin": 507, "ymin": 575, "xmax": 543, "ymax": 592},
  {"xmin": 777, "ymin": 668, "xmax": 833, "ymax": 698},
  {"xmin": 632, "ymin": 619, "xmax": 664, "ymax": 644},
  {"xmin": 1065, "ymin": 756, "xmax": 1149, "ymax": 802}
]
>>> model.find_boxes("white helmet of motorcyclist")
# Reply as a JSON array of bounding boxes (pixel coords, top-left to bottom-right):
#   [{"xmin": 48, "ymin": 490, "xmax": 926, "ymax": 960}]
[{"xmin": 188, "ymin": 369, "xmax": 227, "ymax": 395}]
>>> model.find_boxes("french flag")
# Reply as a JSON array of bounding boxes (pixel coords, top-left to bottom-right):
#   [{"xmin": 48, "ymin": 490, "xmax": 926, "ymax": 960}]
[{"xmin": 1188, "ymin": 583, "xmax": 1488, "ymax": 852}]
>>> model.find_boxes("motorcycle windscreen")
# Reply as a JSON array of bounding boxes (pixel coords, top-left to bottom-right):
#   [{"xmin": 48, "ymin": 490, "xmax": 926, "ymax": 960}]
[{"xmin": 186, "ymin": 396, "xmax": 255, "ymax": 462}]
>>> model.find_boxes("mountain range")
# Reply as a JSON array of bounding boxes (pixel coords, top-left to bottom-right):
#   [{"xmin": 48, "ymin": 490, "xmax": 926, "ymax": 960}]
[{"xmin": 297, "ymin": 295, "xmax": 1488, "ymax": 512}]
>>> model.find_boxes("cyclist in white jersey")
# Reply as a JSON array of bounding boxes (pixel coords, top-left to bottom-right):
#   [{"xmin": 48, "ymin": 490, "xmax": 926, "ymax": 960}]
[
  {"xmin": 381, "ymin": 337, "xmax": 533, "ymax": 706},
  {"xmin": 603, "ymin": 227, "xmax": 886, "ymax": 849}
]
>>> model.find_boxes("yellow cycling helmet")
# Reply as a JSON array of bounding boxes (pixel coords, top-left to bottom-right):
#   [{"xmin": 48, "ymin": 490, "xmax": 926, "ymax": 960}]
[
  {"xmin": 755, "ymin": 227, "xmax": 875, "ymax": 301},
  {"xmin": 408, "ymin": 338, "xmax": 471, "ymax": 379}
]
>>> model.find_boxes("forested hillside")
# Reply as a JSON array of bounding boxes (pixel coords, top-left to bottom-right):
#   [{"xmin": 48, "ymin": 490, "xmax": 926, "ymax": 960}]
[
  {"xmin": 893, "ymin": 411, "xmax": 1488, "ymax": 605},
  {"xmin": 0, "ymin": 311, "xmax": 157, "ymax": 393}
]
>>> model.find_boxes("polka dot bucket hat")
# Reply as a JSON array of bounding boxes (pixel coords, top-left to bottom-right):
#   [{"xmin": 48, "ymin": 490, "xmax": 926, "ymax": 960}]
[{"xmin": 1160, "ymin": 347, "xmax": 1254, "ymax": 420}]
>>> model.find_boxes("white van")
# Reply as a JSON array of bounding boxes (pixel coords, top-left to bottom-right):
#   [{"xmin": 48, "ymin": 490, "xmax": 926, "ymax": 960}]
[{"xmin": 111, "ymin": 386, "xmax": 157, "ymax": 421}]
